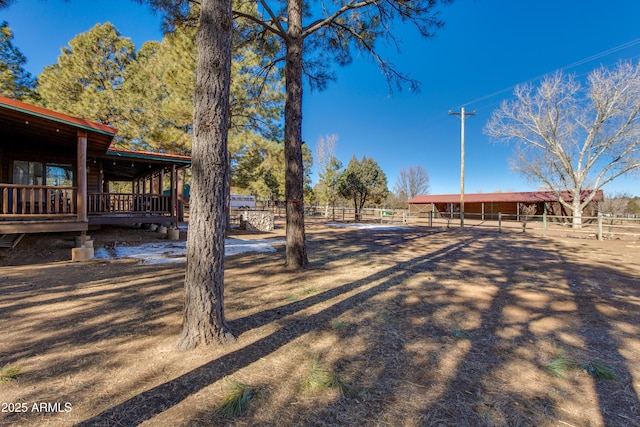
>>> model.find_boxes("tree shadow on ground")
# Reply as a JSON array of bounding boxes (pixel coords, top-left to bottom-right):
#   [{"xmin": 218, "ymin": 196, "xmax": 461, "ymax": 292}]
[
  {"xmin": 2, "ymin": 225, "xmax": 638, "ymax": 426},
  {"xmin": 73, "ymin": 229, "xmax": 471, "ymax": 426}
]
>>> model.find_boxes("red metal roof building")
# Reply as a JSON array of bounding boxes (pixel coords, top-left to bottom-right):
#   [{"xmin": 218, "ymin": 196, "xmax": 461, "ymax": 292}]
[{"xmin": 407, "ymin": 190, "xmax": 604, "ymax": 219}]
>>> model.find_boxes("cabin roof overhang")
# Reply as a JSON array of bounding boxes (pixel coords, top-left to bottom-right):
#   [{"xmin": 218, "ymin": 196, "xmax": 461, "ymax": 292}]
[
  {"xmin": 98, "ymin": 149, "xmax": 192, "ymax": 181},
  {"xmin": 0, "ymin": 95, "xmax": 117, "ymax": 153},
  {"xmin": 0, "ymin": 96, "xmax": 192, "ymax": 182}
]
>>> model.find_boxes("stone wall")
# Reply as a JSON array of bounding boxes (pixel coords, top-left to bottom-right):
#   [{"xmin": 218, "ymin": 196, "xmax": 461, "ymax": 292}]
[{"xmin": 241, "ymin": 211, "xmax": 274, "ymax": 232}]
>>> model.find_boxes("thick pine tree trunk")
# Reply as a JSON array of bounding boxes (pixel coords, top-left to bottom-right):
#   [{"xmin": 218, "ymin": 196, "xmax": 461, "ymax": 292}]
[
  {"xmin": 176, "ymin": 0, "xmax": 236, "ymax": 350},
  {"xmin": 283, "ymin": 0, "xmax": 308, "ymax": 269}
]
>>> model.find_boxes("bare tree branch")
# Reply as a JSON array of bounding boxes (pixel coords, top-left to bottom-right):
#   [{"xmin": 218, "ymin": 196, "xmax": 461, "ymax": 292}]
[{"xmin": 486, "ymin": 61, "xmax": 640, "ymax": 227}]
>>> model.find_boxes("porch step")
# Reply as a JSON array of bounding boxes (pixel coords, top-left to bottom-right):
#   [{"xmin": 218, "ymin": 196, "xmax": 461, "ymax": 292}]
[{"xmin": 0, "ymin": 233, "xmax": 25, "ymax": 249}]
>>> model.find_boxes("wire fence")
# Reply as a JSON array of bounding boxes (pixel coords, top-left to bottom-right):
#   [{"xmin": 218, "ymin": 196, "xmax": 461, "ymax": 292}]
[
  {"xmin": 230, "ymin": 205, "xmax": 640, "ymax": 241},
  {"xmin": 417, "ymin": 211, "xmax": 640, "ymax": 240}
]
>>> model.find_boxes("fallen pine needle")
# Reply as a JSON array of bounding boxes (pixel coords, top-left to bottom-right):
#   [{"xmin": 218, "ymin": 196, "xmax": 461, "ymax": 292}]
[{"xmin": 402, "ymin": 379, "xmax": 428, "ymax": 388}]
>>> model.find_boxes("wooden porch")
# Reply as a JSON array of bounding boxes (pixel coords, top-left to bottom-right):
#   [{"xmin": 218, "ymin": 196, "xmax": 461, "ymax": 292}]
[
  {"xmin": 0, "ymin": 186, "xmax": 180, "ymax": 233},
  {"xmin": 0, "ymin": 184, "xmax": 84, "ymax": 233},
  {"xmin": 0, "ymin": 95, "xmax": 190, "ymax": 236},
  {"xmin": 87, "ymin": 192, "xmax": 175, "ymax": 225}
]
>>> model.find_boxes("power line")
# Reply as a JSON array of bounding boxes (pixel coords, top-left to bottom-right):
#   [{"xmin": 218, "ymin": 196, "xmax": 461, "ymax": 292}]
[{"xmin": 461, "ymin": 38, "xmax": 640, "ymax": 109}]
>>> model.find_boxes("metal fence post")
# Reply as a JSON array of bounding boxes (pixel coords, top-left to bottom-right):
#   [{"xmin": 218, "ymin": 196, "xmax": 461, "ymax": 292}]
[
  {"xmin": 498, "ymin": 212, "xmax": 502, "ymax": 233},
  {"xmin": 543, "ymin": 211, "xmax": 547, "ymax": 237},
  {"xmin": 428, "ymin": 210, "xmax": 432, "ymax": 227}
]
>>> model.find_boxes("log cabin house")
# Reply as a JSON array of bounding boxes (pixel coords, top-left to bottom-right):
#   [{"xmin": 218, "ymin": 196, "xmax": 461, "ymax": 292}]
[{"xmin": 0, "ymin": 96, "xmax": 190, "ymax": 236}]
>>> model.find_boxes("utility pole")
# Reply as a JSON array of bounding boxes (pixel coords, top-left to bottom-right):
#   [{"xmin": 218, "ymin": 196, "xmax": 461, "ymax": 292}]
[{"xmin": 448, "ymin": 107, "xmax": 476, "ymax": 229}]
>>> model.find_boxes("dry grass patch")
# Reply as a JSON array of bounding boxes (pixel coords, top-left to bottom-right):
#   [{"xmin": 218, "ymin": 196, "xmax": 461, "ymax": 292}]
[{"xmin": 1, "ymin": 222, "xmax": 639, "ymax": 426}]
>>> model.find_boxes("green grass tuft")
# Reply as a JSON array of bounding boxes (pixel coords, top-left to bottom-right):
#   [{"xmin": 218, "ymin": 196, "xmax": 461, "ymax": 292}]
[
  {"xmin": 330, "ymin": 319, "xmax": 347, "ymax": 330},
  {"xmin": 304, "ymin": 355, "xmax": 353, "ymax": 397},
  {"xmin": 453, "ymin": 329, "xmax": 471, "ymax": 340},
  {"xmin": 299, "ymin": 287, "xmax": 321, "ymax": 296},
  {"xmin": 0, "ymin": 365, "xmax": 22, "ymax": 383},
  {"xmin": 581, "ymin": 360, "xmax": 619, "ymax": 381},
  {"xmin": 378, "ymin": 313, "xmax": 391, "ymax": 321},
  {"xmin": 216, "ymin": 381, "xmax": 261, "ymax": 417},
  {"xmin": 287, "ymin": 287, "xmax": 321, "ymax": 303},
  {"xmin": 328, "ymin": 372, "xmax": 353, "ymax": 397},
  {"xmin": 543, "ymin": 349, "xmax": 577, "ymax": 378}
]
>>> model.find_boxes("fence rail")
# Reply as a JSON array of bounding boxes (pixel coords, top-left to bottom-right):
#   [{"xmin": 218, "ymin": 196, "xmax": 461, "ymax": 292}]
[
  {"xmin": 226, "ymin": 204, "xmax": 640, "ymax": 240},
  {"xmin": 421, "ymin": 211, "xmax": 640, "ymax": 240},
  {"xmin": 88, "ymin": 193, "xmax": 171, "ymax": 215},
  {"xmin": 298, "ymin": 205, "xmax": 640, "ymax": 240},
  {"xmin": 0, "ymin": 184, "xmax": 76, "ymax": 218}
]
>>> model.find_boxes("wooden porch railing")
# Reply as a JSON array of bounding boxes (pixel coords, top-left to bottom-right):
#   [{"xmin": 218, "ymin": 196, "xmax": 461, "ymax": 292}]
[
  {"xmin": 88, "ymin": 193, "xmax": 172, "ymax": 215},
  {"xmin": 0, "ymin": 184, "xmax": 76, "ymax": 218}
]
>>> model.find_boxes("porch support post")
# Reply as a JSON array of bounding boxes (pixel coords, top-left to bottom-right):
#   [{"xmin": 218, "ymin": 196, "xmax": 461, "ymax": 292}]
[
  {"xmin": 170, "ymin": 164, "xmax": 177, "ymax": 226},
  {"xmin": 177, "ymin": 167, "xmax": 185, "ymax": 222},
  {"xmin": 100, "ymin": 160, "xmax": 108, "ymax": 193},
  {"xmin": 77, "ymin": 130, "xmax": 88, "ymax": 223}
]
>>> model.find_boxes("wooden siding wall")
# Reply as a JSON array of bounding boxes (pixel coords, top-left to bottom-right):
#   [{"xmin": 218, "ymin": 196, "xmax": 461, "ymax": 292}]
[
  {"xmin": 0, "ymin": 143, "xmax": 6, "ymax": 183},
  {"xmin": 466, "ymin": 202, "xmax": 518, "ymax": 216},
  {"xmin": 409, "ymin": 200, "xmax": 598, "ymax": 218},
  {"xmin": 5, "ymin": 140, "xmax": 76, "ymax": 160},
  {"xmin": 87, "ymin": 166, "xmax": 101, "ymax": 193}
]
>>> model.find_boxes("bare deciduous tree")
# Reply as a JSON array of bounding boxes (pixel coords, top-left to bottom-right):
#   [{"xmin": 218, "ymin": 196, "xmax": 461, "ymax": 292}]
[
  {"xmin": 393, "ymin": 165, "xmax": 430, "ymax": 201},
  {"xmin": 315, "ymin": 134, "xmax": 338, "ymax": 173},
  {"xmin": 315, "ymin": 134, "xmax": 342, "ymax": 218},
  {"xmin": 485, "ymin": 62, "xmax": 640, "ymax": 228},
  {"xmin": 598, "ymin": 192, "xmax": 631, "ymax": 223},
  {"xmin": 600, "ymin": 195, "xmax": 631, "ymax": 216}
]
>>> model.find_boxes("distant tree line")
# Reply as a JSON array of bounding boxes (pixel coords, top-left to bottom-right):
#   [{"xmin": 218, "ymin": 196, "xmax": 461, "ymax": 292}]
[{"xmin": 312, "ymin": 135, "xmax": 431, "ymax": 218}]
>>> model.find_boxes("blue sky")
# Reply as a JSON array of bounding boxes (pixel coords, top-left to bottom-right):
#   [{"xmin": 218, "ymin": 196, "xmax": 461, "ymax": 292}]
[{"xmin": 3, "ymin": 0, "xmax": 640, "ymax": 196}]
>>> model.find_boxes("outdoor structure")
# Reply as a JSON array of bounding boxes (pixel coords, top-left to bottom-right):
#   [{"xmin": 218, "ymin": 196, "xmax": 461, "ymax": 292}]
[
  {"xmin": 407, "ymin": 190, "xmax": 604, "ymax": 220},
  {"xmin": 0, "ymin": 96, "xmax": 191, "ymax": 235}
]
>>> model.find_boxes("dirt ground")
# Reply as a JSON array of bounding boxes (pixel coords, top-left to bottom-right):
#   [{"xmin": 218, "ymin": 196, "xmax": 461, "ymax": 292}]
[{"xmin": 1, "ymin": 219, "xmax": 639, "ymax": 426}]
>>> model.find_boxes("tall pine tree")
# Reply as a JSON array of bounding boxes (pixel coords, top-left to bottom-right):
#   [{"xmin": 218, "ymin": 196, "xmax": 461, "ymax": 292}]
[
  {"xmin": 36, "ymin": 22, "xmax": 138, "ymax": 146},
  {"xmin": 0, "ymin": 21, "xmax": 36, "ymax": 101}
]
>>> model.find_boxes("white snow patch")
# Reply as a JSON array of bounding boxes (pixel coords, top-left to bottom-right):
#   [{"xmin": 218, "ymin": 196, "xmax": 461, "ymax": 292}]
[{"xmin": 95, "ymin": 238, "xmax": 284, "ymax": 265}]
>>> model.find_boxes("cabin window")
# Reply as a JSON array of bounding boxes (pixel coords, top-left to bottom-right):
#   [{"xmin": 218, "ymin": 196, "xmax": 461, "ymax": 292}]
[
  {"xmin": 46, "ymin": 164, "xmax": 73, "ymax": 186},
  {"xmin": 13, "ymin": 161, "xmax": 43, "ymax": 185},
  {"xmin": 13, "ymin": 161, "xmax": 73, "ymax": 186}
]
